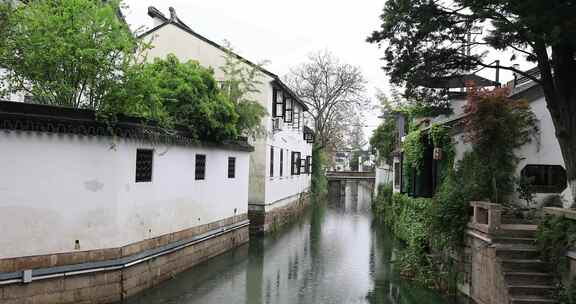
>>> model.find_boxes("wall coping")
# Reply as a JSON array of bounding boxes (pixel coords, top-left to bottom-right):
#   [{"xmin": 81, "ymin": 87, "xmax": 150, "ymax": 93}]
[
  {"xmin": 543, "ymin": 207, "xmax": 576, "ymax": 221},
  {"xmin": 0, "ymin": 101, "xmax": 254, "ymax": 152},
  {"xmin": 0, "ymin": 220, "xmax": 250, "ymax": 286}
]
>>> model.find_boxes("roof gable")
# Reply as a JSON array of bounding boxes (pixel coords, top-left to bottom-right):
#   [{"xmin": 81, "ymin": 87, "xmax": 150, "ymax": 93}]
[{"xmin": 138, "ymin": 6, "xmax": 308, "ymax": 112}]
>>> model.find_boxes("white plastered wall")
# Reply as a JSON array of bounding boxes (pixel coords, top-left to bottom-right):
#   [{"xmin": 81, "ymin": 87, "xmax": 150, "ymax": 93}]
[
  {"xmin": 0, "ymin": 131, "xmax": 249, "ymax": 259},
  {"xmin": 142, "ymin": 23, "xmax": 312, "ymax": 211}
]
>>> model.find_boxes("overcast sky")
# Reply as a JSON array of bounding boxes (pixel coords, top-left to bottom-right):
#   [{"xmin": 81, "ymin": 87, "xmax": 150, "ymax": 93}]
[
  {"xmin": 122, "ymin": 0, "xmax": 388, "ymax": 143},
  {"xmin": 122, "ymin": 1, "xmax": 534, "ymax": 146}
]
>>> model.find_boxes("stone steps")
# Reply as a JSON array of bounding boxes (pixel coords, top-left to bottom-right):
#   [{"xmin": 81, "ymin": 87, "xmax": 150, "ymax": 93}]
[
  {"xmin": 492, "ymin": 224, "xmax": 558, "ymax": 304},
  {"xmin": 510, "ymin": 296, "xmax": 558, "ymax": 304},
  {"xmin": 502, "ymin": 259, "xmax": 552, "ymax": 273},
  {"xmin": 508, "ymin": 285, "xmax": 556, "ymax": 297},
  {"xmin": 497, "ymin": 247, "xmax": 540, "ymax": 260},
  {"xmin": 494, "ymin": 237, "xmax": 537, "ymax": 246},
  {"xmin": 504, "ymin": 272, "xmax": 555, "ymax": 285}
]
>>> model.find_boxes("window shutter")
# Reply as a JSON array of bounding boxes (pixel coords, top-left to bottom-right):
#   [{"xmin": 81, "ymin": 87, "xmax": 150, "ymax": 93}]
[{"xmin": 284, "ymin": 97, "xmax": 293, "ymax": 123}]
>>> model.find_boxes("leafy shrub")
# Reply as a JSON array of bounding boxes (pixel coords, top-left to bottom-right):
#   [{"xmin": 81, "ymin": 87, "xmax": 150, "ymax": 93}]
[
  {"xmin": 536, "ymin": 215, "xmax": 576, "ymax": 304},
  {"xmin": 462, "ymin": 87, "xmax": 539, "ymax": 203},
  {"xmin": 429, "ymin": 173, "xmax": 473, "ymax": 250},
  {"xmin": 128, "ymin": 55, "xmax": 239, "ymax": 142}
]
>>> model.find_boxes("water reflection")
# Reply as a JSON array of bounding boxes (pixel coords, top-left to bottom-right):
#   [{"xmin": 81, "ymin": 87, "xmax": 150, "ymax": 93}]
[{"xmin": 123, "ymin": 181, "xmax": 450, "ymax": 304}]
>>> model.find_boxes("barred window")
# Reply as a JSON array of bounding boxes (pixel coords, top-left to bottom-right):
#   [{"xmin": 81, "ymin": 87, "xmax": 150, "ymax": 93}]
[
  {"xmin": 135, "ymin": 149, "xmax": 153, "ymax": 183},
  {"xmin": 270, "ymin": 147, "xmax": 274, "ymax": 177},
  {"xmin": 195, "ymin": 154, "xmax": 206, "ymax": 180},
  {"xmin": 228, "ymin": 157, "xmax": 236, "ymax": 179},
  {"xmin": 521, "ymin": 165, "xmax": 567, "ymax": 193}
]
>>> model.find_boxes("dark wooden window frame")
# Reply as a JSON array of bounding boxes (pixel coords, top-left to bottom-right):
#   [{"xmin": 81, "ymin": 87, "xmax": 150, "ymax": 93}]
[
  {"xmin": 195, "ymin": 154, "xmax": 206, "ymax": 180},
  {"xmin": 272, "ymin": 88, "xmax": 284, "ymax": 118},
  {"xmin": 305, "ymin": 155, "xmax": 312, "ymax": 174},
  {"xmin": 135, "ymin": 149, "xmax": 153, "ymax": 183},
  {"xmin": 228, "ymin": 157, "xmax": 236, "ymax": 179},
  {"xmin": 284, "ymin": 97, "xmax": 293, "ymax": 123},
  {"xmin": 270, "ymin": 147, "xmax": 274, "ymax": 178}
]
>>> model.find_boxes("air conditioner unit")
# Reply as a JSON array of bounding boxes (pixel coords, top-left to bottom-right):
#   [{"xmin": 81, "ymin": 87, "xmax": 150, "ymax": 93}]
[{"xmin": 272, "ymin": 117, "xmax": 284, "ymax": 132}]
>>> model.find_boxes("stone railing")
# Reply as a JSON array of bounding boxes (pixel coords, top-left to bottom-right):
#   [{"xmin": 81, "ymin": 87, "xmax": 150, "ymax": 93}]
[{"xmin": 469, "ymin": 201, "xmax": 503, "ymax": 235}]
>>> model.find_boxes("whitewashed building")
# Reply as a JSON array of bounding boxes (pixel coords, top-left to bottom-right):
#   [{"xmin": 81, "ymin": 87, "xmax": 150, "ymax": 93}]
[
  {"xmin": 389, "ymin": 71, "xmax": 574, "ymax": 208},
  {"xmin": 140, "ymin": 7, "xmax": 314, "ymax": 233},
  {"xmin": 0, "ymin": 101, "xmax": 252, "ymax": 302}
]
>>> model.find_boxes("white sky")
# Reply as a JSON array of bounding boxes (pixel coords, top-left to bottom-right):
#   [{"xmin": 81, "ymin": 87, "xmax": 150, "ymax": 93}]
[
  {"xmin": 122, "ymin": 0, "xmax": 388, "ymax": 144},
  {"xmin": 122, "ymin": 1, "xmax": 534, "ymax": 147}
]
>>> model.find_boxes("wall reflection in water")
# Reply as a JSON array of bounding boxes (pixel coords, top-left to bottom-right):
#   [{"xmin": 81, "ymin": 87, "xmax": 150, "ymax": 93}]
[{"xmin": 123, "ymin": 181, "xmax": 450, "ymax": 304}]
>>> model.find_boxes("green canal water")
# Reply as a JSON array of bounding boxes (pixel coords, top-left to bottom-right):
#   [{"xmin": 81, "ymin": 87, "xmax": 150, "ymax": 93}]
[{"xmin": 124, "ymin": 181, "xmax": 458, "ymax": 304}]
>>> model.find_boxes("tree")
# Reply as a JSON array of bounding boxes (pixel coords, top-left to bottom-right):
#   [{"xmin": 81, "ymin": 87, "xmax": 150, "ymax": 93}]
[
  {"xmin": 285, "ymin": 51, "xmax": 369, "ymax": 150},
  {"xmin": 0, "ymin": 0, "xmax": 149, "ymax": 112},
  {"xmin": 220, "ymin": 41, "xmax": 268, "ymax": 140},
  {"xmin": 462, "ymin": 87, "xmax": 539, "ymax": 203},
  {"xmin": 130, "ymin": 55, "xmax": 239, "ymax": 142},
  {"xmin": 368, "ymin": 0, "xmax": 576, "ymax": 206}
]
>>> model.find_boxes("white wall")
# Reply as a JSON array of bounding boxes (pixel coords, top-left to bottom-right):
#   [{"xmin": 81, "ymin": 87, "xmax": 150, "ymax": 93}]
[
  {"xmin": 143, "ymin": 22, "xmax": 313, "ymax": 209},
  {"xmin": 0, "ymin": 131, "xmax": 250, "ymax": 259},
  {"xmin": 513, "ymin": 96, "xmax": 573, "ymax": 207}
]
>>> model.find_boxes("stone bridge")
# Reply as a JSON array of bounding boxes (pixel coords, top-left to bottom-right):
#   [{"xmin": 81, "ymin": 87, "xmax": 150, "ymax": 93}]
[{"xmin": 325, "ymin": 171, "xmax": 375, "ymax": 181}]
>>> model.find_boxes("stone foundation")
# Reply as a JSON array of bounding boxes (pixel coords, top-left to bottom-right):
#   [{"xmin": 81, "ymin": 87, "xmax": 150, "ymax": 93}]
[
  {"xmin": 248, "ymin": 192, "xmax": 310, "ymax": 234},
  {"xmin": 0, "ymin": 215, "xmax": 249, "ymax": 304}
]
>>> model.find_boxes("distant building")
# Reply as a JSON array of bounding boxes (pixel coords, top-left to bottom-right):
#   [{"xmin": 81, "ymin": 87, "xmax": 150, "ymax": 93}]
[
  {"xmin": 333, "ymin": 150, "xmax": 352, "ymax": 171},
  {"xmin": 141, "ymin": 7, "xmax": 314, "ymax": 233}
]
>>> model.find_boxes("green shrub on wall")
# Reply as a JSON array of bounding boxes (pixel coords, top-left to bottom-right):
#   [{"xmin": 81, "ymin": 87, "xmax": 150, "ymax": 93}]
[{"xmin": 536, "ymin": 215, "xmax": 576, "ymax": 304}]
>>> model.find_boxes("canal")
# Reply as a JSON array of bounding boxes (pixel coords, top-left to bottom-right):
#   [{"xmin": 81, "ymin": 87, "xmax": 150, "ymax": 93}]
[{"xmin": 123, "ymin": 181, "xmax": 451, "ymax": 304}]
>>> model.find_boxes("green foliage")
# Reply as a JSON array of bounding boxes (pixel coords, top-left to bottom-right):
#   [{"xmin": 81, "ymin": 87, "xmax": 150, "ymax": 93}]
[
  {"xmin": 462, "ymin": 88, "xmax": 539, "ymax": 204},
  {"xmin": 373, "ymin": 187, "xmax": 461, "ymax": 292},
  {"xmin": 133, "ymin": 55, "xmax": 238, "ymax": 142},
  {"xmin": 0, "ymin": 0, "xmax": 142, "ymax": 110},
  {"xmin": 311, "ymin": 144, "xmax": 328, "ymax": 204},
  {"xmin": 429, "ymin": 173, "xmax": 473, "ymax": 249},
  {"xmin": 516, "ymin": 176, "xmax": 536, "ymax": 207},
  {"xmin": 370, "ymin": 118, "xmax": 397, "ymax": 164},
  {"xmin": 402, "ymin": 130, "xmax": 425, "ymax": 173},
  {"xmin": 559, "ymin": 278, "xmax": 576, "ymax": 304},
  {"xmin": 536, "ymin": 216, "xmax": 576, "ymax": 272},
  {"xmin": 536, "ymin": 215, "xmax": 576, "ymax": 303},
  {"xmin": 220, "ymin": 42, "xmax": 268, "ymax": 139}
]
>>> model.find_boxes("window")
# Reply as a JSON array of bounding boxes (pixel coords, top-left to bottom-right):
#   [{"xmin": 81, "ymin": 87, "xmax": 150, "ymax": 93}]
[
  {"xmin": 270, "ymin": 147, "xmax": 274, "ymax": 177},
  {"xmin": 291, "ymin": 152, "xmax": 301, "ymax": 175},
  {"xmin": 284, "ymin": 97, "xmax": 293, "ymax": 123},
  {"xmin": 195, "ymin": 154, "xmax": 206, "ymax": 180},
  {"xmin": 394, "ymin": 162, "xmax": 401, "ymax": 188},
  {"xmin": 135, "ymin": 149, "xmax": 153, "ymax": 183},
  {"xmin": 305, "ymin": 156, "xmax": 312, "ymax": 174},
  {"xmin": 272, "ymin": 88, "xmax": 284, "ymax": 118},
  {"xmin": 280, "ymin": 149, "xmax": 284, "ymax": 177},
  {"xmin": 228, "ymin": 157, "xmax": 236, "ymax": 179},
  {"xmin": 293, "ymin": 107, "xmax": 301, "ymax": 130},
  {"xmin": 521, "ymin": 165, "xmax": 567, "ymax": 193}
]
